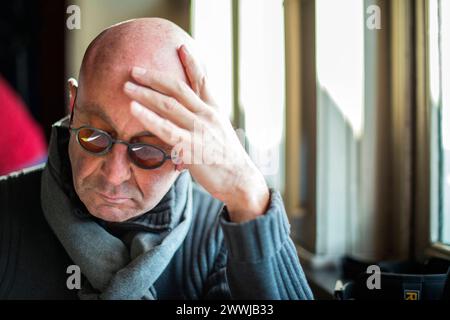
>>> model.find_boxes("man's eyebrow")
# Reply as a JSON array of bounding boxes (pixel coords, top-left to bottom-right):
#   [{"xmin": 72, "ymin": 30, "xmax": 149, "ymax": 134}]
[{"xmin": 77, "ymin": 103, "xmax": 114, "ymax": 125}]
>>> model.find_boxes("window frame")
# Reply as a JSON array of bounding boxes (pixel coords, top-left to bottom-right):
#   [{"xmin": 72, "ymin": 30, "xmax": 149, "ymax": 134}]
[
  {"xmin": 286, "ymin": 0, "xmax": 400, "ymax": 264},
  {"xmin": 286, "ymin": 0, "xmax": 450, "ymax": 264},
  {"xmin": 284, "ymin": 0, "xmax": 319, "ymax": 259},
  {"xmin": 414, "ymin": 0, "xmax": 450, "ymax": 261}
]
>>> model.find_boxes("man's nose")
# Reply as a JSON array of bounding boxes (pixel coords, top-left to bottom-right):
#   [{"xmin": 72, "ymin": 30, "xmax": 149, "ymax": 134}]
[{"xmin": 101, "ymin": 143, "xmax": 132, "ymax": 186}]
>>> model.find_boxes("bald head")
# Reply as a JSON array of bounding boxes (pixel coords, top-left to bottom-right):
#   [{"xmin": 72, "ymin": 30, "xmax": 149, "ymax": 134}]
[
  {"xmin": 68, "ymin": 18, "xmax": 196, "ymax": 222},
  {"xmin": 78, "ymin": 18, "xmax": 193, "ymax": 98}
]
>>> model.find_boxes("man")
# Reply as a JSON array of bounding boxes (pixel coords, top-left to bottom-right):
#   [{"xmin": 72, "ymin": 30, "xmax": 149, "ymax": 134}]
[{"xmin": 0, "ymin": 18, "xmax": 313, "ymax": 300}]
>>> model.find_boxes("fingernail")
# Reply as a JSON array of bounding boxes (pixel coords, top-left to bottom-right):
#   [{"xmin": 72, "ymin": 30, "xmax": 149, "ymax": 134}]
[
  {"xmin": 130, "ymin": 101, "xmax": 144, "ymax": 115},
  {"xmin": 124, "ymin": 81, "xmax": 138, "ymax": 92},
  {"xmin": 132, "ymin": 66, "xmax": 146, "ymax": 77}
]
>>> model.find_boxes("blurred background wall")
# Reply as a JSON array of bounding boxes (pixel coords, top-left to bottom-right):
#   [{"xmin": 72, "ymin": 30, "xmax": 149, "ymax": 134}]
[{"xmin": 0, "ymin": 0, "xmax": 66, "ymax": 139}]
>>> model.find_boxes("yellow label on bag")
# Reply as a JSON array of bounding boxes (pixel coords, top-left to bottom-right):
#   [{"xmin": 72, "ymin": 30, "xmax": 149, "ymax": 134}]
[{"xmin": 404, "ymin": 290, "xmax": 420, "ymax": 300}]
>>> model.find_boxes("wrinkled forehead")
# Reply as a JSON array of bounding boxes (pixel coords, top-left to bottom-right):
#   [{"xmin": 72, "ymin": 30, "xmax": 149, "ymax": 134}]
[
  {"xmin": 78, "ymin": 19, "xmax": 192, "ymax": 98},
  {"xmin": 79, "ymin": 40, "xmax": 188, "ymax": 94},
  {"xmin": 74, "ymin": 21, "xmax": 192, "ymax": 135}
]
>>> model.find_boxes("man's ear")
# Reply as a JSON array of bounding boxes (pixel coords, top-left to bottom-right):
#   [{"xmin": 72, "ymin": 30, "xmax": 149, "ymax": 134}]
[{"xmin": 67, "ymin": 78, "xmax": 78, "ymax": 115}]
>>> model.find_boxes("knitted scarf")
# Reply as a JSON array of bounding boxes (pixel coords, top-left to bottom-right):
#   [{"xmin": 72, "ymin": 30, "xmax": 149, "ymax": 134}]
[{"xmin": 41, "ymin": 117, "xmax": 193, "ymax": 299}]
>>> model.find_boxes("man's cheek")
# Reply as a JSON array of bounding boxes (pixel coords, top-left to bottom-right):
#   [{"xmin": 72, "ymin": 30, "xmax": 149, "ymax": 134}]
[
  {"xmin": 74, "ymin": 153, "xmax": 93, "ymax": 173},
  {"xmin": 70, "ymin": 147, "xmax": 101, "ymax": 185},
  {"xmin": 137, "ymin": 168, "xmax": 169, "ymax": 189},
  {"xmin": 69, "ymin": 140, "xmax": 86, "ymax": 175}
]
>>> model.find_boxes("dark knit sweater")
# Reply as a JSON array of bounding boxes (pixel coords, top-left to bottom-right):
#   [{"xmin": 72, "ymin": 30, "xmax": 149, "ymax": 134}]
[{"xmin": 0, "ymin": 125, "xmax": 313, "ymax": 300}]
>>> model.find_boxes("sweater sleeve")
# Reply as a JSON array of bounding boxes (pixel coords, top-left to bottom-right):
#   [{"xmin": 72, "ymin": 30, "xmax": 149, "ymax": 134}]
[{"xmin": 216, "ymin": 189, "xmax": 314, "ymax": 300}]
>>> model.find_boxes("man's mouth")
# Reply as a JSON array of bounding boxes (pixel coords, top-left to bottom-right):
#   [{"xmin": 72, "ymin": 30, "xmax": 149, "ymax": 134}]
[{"xmin": 97, "ymin": 192, "xmax": 131, "ymax": 204}]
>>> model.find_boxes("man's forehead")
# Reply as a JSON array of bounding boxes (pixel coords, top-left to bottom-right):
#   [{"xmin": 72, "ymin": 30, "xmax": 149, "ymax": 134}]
[
  {"xmin": 77, "ymin": 102, "xmax": 112, "ymax": 122},
  {"xmin": 79, "ymin": 19, "xmax": 191, "ymax": 86}
]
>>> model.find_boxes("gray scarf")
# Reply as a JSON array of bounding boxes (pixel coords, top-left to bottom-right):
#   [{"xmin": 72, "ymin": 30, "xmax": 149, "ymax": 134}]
[{"xmin": 41, "ymin": 117, "xmax": 193, "ymax": 300}]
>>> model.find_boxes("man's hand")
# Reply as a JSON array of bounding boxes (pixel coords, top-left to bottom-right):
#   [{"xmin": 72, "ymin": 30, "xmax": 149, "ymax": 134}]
[{"xmin": 124, "ymin": 45, "xmax": 269, "ymax": 223}]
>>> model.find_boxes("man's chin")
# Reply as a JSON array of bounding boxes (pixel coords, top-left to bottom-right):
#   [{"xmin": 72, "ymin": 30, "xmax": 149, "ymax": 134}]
[{"xmin": 88, "ymin": 203, "xmax": 140, "ymax": 222}]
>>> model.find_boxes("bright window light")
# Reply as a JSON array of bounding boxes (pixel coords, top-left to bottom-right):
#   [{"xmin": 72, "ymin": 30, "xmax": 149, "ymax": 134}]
[
  {"xmin": 441, "ymin": 0, "xmax": 450, "ymax": 151},
  {"xmin": 429, "ymin": 0, "xmax": 450, "ymax": 244},
  {"xmin": 316, "ymin": 0, "xmax": 365, "ymax": 138},
  {"xmin": 191, "ymin": 0, "xmax": 233, "ymax": 119},
  {"xmin": 239, "ymin": 0, "xmax": 285, "ymax": 187},
  {"xmin": 440, "ymin": 0, "xmax": 450, "ymax": 244}
]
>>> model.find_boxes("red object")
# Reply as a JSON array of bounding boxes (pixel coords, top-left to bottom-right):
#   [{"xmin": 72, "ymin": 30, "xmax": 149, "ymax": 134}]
[{"xmin": 0, "ymin": 76, "xmax": 47, "ymax": 175}]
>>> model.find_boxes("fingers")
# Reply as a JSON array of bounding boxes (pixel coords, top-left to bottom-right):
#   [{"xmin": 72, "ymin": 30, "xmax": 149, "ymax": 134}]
[
  {"xmin": 130, "ymin": 67, "xmax": 206, "ymax": 114},
  {"xmin": 124, "ymin": 81, "xmax": 196, "ymax": 130},
  {"xmin": 178, "ymin": 45, "xmax": 216, "ymax": 106},
  {"xmin": 177, "ymin": 45, "xmax": 203, "ymax": 95},
  {"xmin": 130, "ymin": 101, "xmax": 190, "ymax": 147}
]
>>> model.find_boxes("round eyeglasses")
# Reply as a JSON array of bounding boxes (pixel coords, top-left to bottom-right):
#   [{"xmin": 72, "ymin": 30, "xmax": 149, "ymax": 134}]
[{"xmin": 69, "ymin": 126, "xmax": 171, "ymax": 170}]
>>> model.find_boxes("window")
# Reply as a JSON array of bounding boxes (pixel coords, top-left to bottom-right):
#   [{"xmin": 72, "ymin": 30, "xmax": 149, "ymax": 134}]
[
  {"xmin": 239, "ymin": 0, "xmax": 285, "ymax": 191},
  {"xmin": 429, "ymin": 0, "xmax": 450, "ymax": 245},
  {"xmin": 192, "ymin": 0, "xmax": 286, "ymax": 191},
  {"xmin": 316, "ymin": 0, "xmax": 364, "ymax": 138},
  {"xmin": 292, "ymin": 0, "xmax": 403, "ymax": 261},
  {"xmin": 191, "ymin": 0, "xmax": 233, "ymax": 119},
  {"xmin": 314, "ymin": 0, "xmax": 365, "ymax": 256}
]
